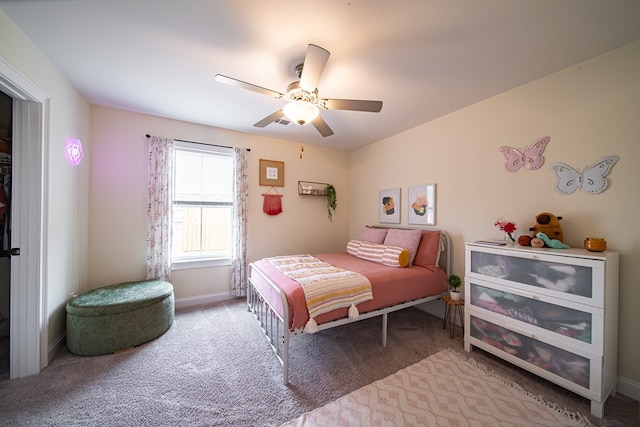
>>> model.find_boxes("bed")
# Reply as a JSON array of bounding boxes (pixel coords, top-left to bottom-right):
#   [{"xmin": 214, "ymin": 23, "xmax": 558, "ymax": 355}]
[{"xmin": 247, "ymin": 227, "xmax": 451, "ymax": 384}]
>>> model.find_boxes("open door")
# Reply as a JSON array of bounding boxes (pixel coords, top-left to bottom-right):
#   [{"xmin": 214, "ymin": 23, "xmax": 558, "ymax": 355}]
[{"xmin": 0, "ymin": 56, "xmax": 48, "ymax": 378}]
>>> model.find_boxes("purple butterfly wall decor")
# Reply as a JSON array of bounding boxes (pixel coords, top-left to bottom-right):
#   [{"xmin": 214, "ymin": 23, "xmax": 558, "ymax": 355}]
[{"xmin": 499, "ymin": 136, "xmax": 550, "ymax": 173}]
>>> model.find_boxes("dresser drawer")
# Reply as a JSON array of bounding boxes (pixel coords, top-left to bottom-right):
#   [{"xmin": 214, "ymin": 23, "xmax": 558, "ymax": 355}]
[
  {"xmin": 468, "ymin": 315, "xmax": 601, "ymax": 399},
  {"xmin": 468, "ymin": 279, "xmax": 602, "ymax": 351},
  {"xmin": 467, "ymin": 245, "xmax": 604, "ymax": 307}
]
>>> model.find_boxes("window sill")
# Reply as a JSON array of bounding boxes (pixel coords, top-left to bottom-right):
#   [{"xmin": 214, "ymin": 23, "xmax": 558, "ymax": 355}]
[{"xmin": 171, "ymin": 257, "xmax": 231, "ymax": 271}]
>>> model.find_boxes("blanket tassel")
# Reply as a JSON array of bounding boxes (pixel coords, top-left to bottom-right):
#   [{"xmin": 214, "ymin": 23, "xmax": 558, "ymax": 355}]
[
  {"xmin": 304, "ymin": 318, "xmax": 318, "ymax": 334},
  {"xmin": 348, "ymin": 304, "xmax": 359, "ymax": 319}
]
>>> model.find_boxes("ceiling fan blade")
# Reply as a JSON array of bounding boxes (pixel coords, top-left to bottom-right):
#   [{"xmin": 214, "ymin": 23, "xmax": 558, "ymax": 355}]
[
  {"xmin": 299, "ymin": 44, "xmax": 330, "ymax": 93},
  {"xmin": 322, "ymin": 99, "xmax": 383, "ymax": 113},
  {"xmin": 215, "ymin": 74, "xmax": 284, "ymax": 98},
  {"xmin": 253, "ymin": 110, "xmax": 285, "ymax": 128},
  {"xmin": 311, "ymin": 115, "xmax": 334, "ymax": 137}
]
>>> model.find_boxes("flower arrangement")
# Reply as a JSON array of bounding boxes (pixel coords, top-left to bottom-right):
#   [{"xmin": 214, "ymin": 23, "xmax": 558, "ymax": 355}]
[{"xmin": 494, "ymin": 218, "xmax": 517, "ymax": 243}]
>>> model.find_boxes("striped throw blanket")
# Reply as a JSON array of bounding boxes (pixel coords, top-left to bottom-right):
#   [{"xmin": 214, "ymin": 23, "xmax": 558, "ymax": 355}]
[{"xmin": 268, "ymin": 254, "xmax": 373, "ymax": 333}]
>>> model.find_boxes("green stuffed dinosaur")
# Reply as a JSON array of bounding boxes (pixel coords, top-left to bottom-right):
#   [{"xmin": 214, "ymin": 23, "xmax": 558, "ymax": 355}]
[{"xmin": 536, "ymin": 232, "xmax": 570, "ymax": 249}]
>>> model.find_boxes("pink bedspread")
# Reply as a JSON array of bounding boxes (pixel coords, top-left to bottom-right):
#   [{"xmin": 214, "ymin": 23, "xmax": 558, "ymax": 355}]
[{"xmin": 249, "ymin": 252, "xmax": 447, "ymax": 331}]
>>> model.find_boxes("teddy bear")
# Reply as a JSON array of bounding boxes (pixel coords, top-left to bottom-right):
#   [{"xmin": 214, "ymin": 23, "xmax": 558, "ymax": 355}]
[{"xmin": 529, "ymin": 212, "xmax": 564, "ymax": 242}]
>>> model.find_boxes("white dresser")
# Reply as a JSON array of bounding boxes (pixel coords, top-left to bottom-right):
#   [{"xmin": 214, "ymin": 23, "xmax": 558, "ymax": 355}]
[{"xmin": 464, "ymin": 242, "xmax": 619, "ymax": 418}]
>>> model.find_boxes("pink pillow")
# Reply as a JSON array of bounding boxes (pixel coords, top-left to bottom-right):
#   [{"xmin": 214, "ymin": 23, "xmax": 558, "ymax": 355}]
[
  {"xmin": 413, "ymin": 230, "xmax": 442, "ymax": 269},
  {"xmin": 360, "ymin": 226, "xmax": 388, "ymax": 244},
  {"xmin": 383, "ymin": 228, "xmax": 422, "ymax": 266}
]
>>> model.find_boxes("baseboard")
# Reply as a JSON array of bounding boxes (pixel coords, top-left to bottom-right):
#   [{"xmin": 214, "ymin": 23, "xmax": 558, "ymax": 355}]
[
  {"xmin": 416, "ymin": 299, "xmax": 448, "ymax": 321},
  {"xmin": 617, "ymin": 375, "xmax": 640, "ymax": 402},
  {"xmin": 175, "ymin": 292, "xmax": 235, "ymax": 310},
  {"xmin": 48, "ymin": 331, "xmax": 66, "ymax": 365}
]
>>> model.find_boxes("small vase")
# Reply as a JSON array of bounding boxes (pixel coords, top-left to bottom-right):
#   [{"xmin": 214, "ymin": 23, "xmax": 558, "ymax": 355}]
[{"xmin": 504, "ymin": 233, "xmax": 515, "ymax": 244}]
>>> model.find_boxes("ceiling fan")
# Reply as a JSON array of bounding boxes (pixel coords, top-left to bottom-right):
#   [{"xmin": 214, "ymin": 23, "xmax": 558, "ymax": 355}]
[{"xmin": 215, "ymin": 44, "xmax": 383, "ymax": 137}]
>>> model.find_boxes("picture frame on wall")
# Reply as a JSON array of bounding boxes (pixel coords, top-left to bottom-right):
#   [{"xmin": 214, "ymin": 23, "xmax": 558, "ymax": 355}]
[
  {"xmin": 407, "ymin": 184, "xmax": 436, "ymax": 225},
  {"xmin": 259, "ymin": 159, "xmax": 285, "ymax": 187},
  {"xmin": 379, "ymin": 188, "xmax": 401, "ymax": 224}
]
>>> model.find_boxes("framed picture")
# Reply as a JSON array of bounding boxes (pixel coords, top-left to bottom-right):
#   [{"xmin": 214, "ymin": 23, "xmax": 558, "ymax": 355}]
[
  {"xmin": 259, "ymin": 159, "xmax": 284, "ymax": 187},
  {"xmin": 379, "ymin": 188, "xmax": 401, "ymax": 224},
  {"xmin": 407, "ymin": 184, "xmax": 436, "ymax": 225}
]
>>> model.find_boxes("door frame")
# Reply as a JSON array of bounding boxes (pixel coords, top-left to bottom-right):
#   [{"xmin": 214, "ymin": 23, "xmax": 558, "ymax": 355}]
[{"xmin": 0, "ymin": 56, "xmax": 49, "ymax": 378}]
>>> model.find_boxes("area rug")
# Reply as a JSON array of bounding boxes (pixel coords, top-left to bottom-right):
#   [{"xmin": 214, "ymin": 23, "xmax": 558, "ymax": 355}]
[{"xmin": 280, "ymin": 349, "xmax": 593, "ymax": 427}]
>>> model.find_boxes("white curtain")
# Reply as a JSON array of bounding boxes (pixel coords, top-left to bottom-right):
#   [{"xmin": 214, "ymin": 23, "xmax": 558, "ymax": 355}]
[
  {"xmin": 231, "ymin": 147, "xmax": 248, "ymax": 296},
  {"xmin": 146, "ymin": 135, "xmax": 174, "ymax": 282}
]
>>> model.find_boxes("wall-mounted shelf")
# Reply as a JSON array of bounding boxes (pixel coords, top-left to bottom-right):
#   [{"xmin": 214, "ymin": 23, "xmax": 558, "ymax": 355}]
[{"xmin": 298, "ymin": 181, "xmax": 328, "ymax": 196}]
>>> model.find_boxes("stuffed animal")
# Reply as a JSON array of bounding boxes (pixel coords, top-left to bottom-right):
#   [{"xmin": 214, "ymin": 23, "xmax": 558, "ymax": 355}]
[
  {"xmin": 530, "ymin": 237, "xmax": 545, "ymax": 248},
  {"xmin": 536, "ymin": 232, "xmax": 570, "ymax": 249},
  {"xmin": 529, "ymin": 212, "xmax": 564, "ymax": 242},
  {"xmin": 517, "ymin": 235, "xmax": 532, "ymax": 246}
]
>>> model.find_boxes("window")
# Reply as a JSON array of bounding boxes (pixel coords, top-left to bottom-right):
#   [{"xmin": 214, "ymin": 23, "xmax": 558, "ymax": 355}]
[{"xmin": 171, "ymin": 141, "xmax": 233, "ymax": 267}]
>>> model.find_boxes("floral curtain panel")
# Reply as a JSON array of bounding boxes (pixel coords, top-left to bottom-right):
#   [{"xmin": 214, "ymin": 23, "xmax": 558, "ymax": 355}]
[
  {"xmin": 146, "ymin": 135, "xmax": 174, "ymax": 282},
  {"xmin": 231, "ymin": 147, "xmax": 248, "ymax": 296}
]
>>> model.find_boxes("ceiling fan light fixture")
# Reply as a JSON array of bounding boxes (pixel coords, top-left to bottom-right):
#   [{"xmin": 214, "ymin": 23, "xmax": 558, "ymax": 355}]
[
  {"xmin": 216, "ymin": 44, "xmax": 382, "ymax": 137},
  {"xmin": 283, "ymin": 100, "xmax": 319, "ymax": 125}
]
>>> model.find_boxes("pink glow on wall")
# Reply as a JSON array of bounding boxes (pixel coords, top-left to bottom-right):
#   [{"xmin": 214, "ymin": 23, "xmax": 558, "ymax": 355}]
[{"xmin": 65, "ymin": 138, "xmax": 83, "ymax": 166}]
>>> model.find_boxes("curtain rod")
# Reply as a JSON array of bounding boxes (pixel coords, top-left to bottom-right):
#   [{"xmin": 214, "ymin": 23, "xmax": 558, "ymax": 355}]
[{"xmin": 145, "ymin": 134, "xmax": 250, "ymax": 151}]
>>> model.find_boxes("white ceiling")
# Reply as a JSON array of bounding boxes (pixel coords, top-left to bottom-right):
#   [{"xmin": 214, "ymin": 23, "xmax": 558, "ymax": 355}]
[{"xmin": 2, "ymin": 1, "xmax": 640, "ymax": 151}]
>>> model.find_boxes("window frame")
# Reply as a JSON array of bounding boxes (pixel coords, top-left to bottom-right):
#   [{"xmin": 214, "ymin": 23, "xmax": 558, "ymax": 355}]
[{"xmin": 170, "ymin": 140, "xmax": 234, "ymax": 270}]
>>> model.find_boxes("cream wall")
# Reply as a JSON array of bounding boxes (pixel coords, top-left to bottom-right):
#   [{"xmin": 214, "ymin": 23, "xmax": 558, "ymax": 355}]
[
  {"xmin": 88, "ymin": 107, "xmax": 350, "ymax": 301},
  {"xmin": 0, "ymin": 11, "xmax": 91, "ymax": 355},
  {"xmin": 350, "ymin": 41, "xmax": 640, "ymax": 387}
]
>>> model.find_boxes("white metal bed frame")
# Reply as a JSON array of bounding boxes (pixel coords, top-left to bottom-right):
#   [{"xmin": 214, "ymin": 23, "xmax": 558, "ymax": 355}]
[{"xmin": 246, "ymin": 230, "xmax": 451, "ymax": 385}]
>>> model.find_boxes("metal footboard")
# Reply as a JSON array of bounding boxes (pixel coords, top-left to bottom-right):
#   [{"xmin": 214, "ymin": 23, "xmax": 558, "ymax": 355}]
[{"xmin": 247, "ymin": 264, "xmax": 290, "ymax": 385}]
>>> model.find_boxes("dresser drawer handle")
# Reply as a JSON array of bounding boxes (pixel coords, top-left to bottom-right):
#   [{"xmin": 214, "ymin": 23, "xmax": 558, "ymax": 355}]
[
  {"xmin": 515, "ymin": 289, "xmax": 541, "ymax": 301},
  {"xmin": 506, "ymin": 324, "xmax": 536, "ymax": 340}
]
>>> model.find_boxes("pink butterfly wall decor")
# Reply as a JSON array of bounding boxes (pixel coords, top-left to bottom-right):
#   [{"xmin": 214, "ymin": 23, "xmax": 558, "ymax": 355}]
[{"xmin": 499, "ymin": 136, "xmax": 550, "ymax": 173}]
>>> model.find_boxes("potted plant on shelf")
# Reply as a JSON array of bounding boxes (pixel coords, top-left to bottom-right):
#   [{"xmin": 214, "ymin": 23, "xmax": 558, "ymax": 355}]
[
  {"xmin": 448, "ymin": 274, "xmax": 462, "ymax": 301},
  {"xmin": 326, "ymin": 184, "xmax": 337, "ymax": 221}
]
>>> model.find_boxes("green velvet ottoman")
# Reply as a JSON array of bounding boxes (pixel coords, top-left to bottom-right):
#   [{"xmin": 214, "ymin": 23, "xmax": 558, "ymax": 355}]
[{"xmin": 66, "ymin": 280, "xmax": 174, "ymax": 356}]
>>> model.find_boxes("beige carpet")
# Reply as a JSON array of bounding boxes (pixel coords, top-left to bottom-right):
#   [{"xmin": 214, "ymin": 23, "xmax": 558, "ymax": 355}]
[
  {"xmin": 1, "ymin": 301, "xmax": 636, "ymax": 426},
  {"xmin": 281, "ymin": 349, "xmax": 592, "ymax": 427}
]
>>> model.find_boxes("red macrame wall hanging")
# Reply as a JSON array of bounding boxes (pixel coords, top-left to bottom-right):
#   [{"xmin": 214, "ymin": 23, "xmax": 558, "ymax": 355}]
[{"xmin": 262, "ymin": 187, "xmax": 283, "ymax": 215}]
